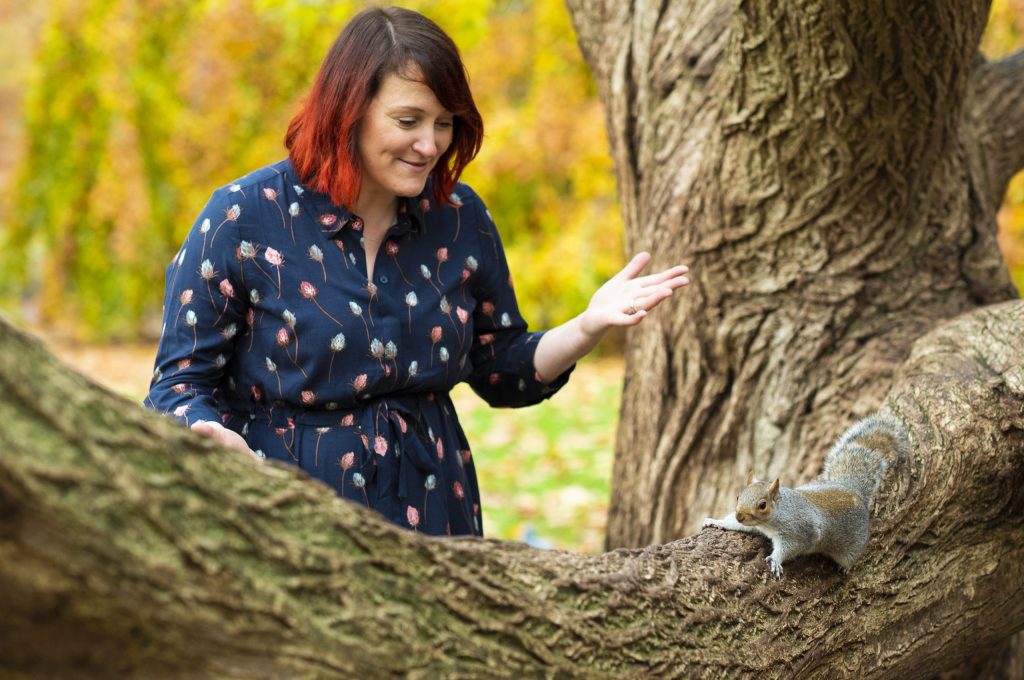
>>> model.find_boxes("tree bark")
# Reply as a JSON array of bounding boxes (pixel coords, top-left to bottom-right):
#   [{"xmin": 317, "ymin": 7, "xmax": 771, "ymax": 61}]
[
  {"xmin": 2, "ymin": 299, "xmax": 1024, "ymax": 677},
  {"xmin": 4, "ymin": 0, "xmax": 1024, "ymax": 675},
  {"xmin": 565, "ymin": 0, "xmax": 1023, "ymax": 549}
]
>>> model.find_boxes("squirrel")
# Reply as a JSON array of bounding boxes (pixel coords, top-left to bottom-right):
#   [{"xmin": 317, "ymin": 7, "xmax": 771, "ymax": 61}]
[{"xmin": 702, "ymin": 414, "xmax": 908, "ymax": 578}]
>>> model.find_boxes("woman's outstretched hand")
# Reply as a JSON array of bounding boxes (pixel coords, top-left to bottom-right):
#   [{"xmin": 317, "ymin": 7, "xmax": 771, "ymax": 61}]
[
  {"xmin": 191, "ymin": 420, "xmax": 262, "ymax": 461},
  {"xmin": 534, "ymin": 252, "xmax": 689, "ymax": 382},
  {"xmin": 579, "ymin": 252, "xmax": 689, "ymax": 336}
]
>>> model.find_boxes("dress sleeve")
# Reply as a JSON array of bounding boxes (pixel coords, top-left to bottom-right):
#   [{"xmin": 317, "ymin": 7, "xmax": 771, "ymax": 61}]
[
  {"xmin": 465, "ymin": 191, "xmax": 573, "ymax": 407},
  {"xmin": 144, "ymin": 189, "xmax": 249, "ymax": 426}
]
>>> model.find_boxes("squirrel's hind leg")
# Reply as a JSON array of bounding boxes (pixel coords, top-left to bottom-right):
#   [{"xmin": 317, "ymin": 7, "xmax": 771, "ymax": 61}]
[{"xmin": 829, "ymin": 549, "xmax": 860, "ymax": 573}]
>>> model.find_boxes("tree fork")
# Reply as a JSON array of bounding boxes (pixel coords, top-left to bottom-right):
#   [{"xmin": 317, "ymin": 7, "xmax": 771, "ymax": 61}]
[
  {"xmin": 1, "ymin": 301, "xmax": 1023, "ymax": 677},
  {"xmin": 568, "ymin": 0, "xmax": 1020, "ymax": 552},
  {"xmin": 570, "ymin": 0, "xmax": 1024, "ymax": 674},
  {"xmin": 966, "ymin": 49, "xmax": 1024, "ymax": 208}
]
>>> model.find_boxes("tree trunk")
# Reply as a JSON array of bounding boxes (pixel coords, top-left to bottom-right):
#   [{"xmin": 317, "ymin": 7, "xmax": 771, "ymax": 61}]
[
  {"xmin": 564, "ymin": 1, "xmax": 1024, "ymax": 673},
  {"xmin": 565, "ymin": 0, "xmax": 1024, "ymax": 550},
  {"xmin": 2, "ymin": 299, "xmax": 1024, "ymax": 677}
]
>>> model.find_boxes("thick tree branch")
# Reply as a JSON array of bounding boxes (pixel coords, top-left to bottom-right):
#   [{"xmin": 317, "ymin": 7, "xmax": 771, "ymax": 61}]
[
  {"xmin": 965, "ymin": 49, "xmax": 1024, "ymax": 209},
  {"xmin": 2, "ymin": 299, "xmax": 1024, "ymax": 677}
]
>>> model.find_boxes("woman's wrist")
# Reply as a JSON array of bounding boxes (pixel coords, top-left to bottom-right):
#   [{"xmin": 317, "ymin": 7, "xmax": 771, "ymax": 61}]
[
  {"xmin": 535, "ymin": 314, "xmax": 603, "ymax": 383},
  {"xmin": 577, "ymin": 308, "xmax": 609, "ymax": 339}
]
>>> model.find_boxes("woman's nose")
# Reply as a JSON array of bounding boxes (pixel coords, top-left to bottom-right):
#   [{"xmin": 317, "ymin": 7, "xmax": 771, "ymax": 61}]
[{"xmin": 412, "ymin": 132, "xmax": 437, "ymax": 158}]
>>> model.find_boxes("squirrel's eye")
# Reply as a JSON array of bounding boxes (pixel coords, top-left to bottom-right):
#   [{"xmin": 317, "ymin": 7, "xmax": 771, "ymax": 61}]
[{"xmin": 758, "ymin": 500, "xmax": 767, "ymax": 511}]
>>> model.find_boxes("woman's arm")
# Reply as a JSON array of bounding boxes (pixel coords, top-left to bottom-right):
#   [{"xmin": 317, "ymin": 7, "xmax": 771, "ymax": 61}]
[
  {"xmin": 533, "ymin": 252, "xmax": 689, "ymax": 383},
  {"xmin": 144, "ymin": 188, "xmax": 253, "ymax": 461}
]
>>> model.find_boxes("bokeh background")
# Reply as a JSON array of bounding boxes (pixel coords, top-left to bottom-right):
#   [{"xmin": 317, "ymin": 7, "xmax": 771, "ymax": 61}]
[{"xmin": 1, "ymin": 0, "xmax": 1022, "ymax": 552}]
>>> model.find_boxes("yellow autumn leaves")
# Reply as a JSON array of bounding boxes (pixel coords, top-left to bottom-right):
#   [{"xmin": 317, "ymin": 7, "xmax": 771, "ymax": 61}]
[{"xmin": 0, "ymin": 0, "xmax": 1020, "ymax": 341}]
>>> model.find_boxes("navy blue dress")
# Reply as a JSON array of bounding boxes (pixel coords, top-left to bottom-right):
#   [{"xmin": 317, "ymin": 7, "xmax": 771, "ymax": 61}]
[{"xmin": 145, "ymin": 158, "xmax": 572, "ymax": 536}]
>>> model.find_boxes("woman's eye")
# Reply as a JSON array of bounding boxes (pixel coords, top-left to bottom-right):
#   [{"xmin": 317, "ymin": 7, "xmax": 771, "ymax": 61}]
[
  {"xmin": 436, "ymin": 120, "xmax": 454, "ymax": 129},
  {"xmin": 397, "ymin": 118, "xmax": 417, "ymax": 128}
]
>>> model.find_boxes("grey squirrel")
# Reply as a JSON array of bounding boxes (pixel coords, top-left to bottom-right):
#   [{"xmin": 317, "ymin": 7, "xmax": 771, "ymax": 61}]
[{"xmin": 702, "ymin": 415, "xmax": 908, "ymax": 578}]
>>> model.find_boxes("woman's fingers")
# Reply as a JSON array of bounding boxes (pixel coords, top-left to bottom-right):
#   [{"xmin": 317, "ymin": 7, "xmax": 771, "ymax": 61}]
[
  {"xmin": 622, "ymin": 291, "xmax": 667, "ymax": 316},
  {"xmin": 191, "ymin": 420, "xmax": 216, "ymax": 438},
  {"xmin": 630, "ymin": 265, "xmax": 690, "ymax": 288},
  {"xmin": 192, "ymin": 420, "xmax": 258, "ymax": 459},
  {"xmin": 614, "ymin": 252, "xmax": 689, "ymax": 289},
  {"xmin": 614, "ymin": 251, "xmax": 653, "ymax": 281},
  {"xmin": 626, "ymin": 278, "xmax": 688, "ymax": 307},
  {"xmin": 615, "ymin": 277, "xmax": 688, "ymax": 320}
]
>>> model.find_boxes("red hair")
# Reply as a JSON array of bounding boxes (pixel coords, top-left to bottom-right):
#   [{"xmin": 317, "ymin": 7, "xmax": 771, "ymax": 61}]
[{"xmin": 285, "ymin": 7, "xmax": 483, "ymax": 208}]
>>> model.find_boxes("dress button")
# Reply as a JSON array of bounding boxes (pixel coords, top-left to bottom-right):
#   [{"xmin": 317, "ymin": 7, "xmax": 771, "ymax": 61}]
[{"xmin": 378, "ymin": 274, "xmax": 389, "ymax": 284}]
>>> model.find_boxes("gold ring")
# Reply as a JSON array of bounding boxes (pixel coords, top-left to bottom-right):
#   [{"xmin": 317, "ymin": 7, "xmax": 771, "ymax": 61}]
[{"xmin": 626, "ymin": 299, "xmax": 638, "ymax": 315}]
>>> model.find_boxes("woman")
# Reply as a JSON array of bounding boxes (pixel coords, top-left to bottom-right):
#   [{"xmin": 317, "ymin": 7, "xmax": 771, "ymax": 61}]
[{"xmin": 145, "ymin": 6, "xmax": 688, "ymax": 536}]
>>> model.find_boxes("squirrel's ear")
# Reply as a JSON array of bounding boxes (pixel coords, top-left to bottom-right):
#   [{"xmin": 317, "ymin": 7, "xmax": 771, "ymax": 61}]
[
  {"xmin": 746, "ymin": 469, "xmax": 756, "ymax": 485},
  {"xmin": 769, "ymin": 478, "xmax": 780, "ymax": 500}
]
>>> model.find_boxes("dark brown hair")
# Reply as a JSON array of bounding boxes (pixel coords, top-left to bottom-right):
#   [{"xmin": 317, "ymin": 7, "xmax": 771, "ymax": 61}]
[{"xmin": 285, "ymin": 6, "xmax": 484, "ymax": 208}]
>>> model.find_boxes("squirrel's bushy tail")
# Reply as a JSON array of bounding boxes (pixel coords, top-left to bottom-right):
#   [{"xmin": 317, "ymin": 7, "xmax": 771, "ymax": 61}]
[{"xmin": 824, "ymin": 415, "xmax": 908, "ymax": 503}]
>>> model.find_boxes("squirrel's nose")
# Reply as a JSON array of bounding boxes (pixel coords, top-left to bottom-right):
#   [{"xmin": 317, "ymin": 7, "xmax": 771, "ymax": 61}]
[{"xmin": 735, "ymin": 512, "xmax": 747, "ymax": 524}]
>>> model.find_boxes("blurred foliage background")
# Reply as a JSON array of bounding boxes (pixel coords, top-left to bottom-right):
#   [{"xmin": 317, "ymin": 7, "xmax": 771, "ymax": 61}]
[
  {"xmin": 0, "ymin": 0, "xmax": 1021, "ymax": 340},
  {"xmin": 0, "ymin": 0, "xmax": 1022, "ymax": 551},
  {"xmin": 988, "ymin": 0, "xmax": 1024, "ymax": 293},
  {"xmin": 0, "ymin": 0, "xmax": 621, "ymax": 341}
]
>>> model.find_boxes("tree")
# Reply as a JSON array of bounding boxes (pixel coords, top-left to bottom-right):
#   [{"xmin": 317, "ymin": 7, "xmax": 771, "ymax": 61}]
[
  {"xmin": 3, "ymin": 0, "xmax": 1024, "ymax": 677},
  {"xmin": 566, "ymin": 0, "xmax": 1023, "ymax": 546}
]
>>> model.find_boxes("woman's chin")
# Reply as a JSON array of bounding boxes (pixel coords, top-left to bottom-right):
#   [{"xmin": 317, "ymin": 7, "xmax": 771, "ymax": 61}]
[{"xmin": 396, "ymin": 181, "xmax": 429, "ymax": 198}]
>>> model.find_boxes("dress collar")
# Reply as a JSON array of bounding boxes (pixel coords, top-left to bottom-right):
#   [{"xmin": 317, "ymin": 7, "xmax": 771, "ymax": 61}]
[{"xmin": 284, "ymin": 157, "xmax": 430, "ymax": 239}]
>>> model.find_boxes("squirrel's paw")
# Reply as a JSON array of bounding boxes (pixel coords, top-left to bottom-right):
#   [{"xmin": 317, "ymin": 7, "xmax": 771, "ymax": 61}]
[
  {"xmin": 765, "ymin": 556, "xmax": 784, "ymax": 579},
  {"xmin": 702, "ymin": 518, "xmax": 721, "ymax": 529}
]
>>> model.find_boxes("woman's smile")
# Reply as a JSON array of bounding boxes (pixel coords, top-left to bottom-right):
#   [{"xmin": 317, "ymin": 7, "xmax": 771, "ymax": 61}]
[{"xmin": 400, "ymin": 158, "xmax": 431, "ymax": 171}]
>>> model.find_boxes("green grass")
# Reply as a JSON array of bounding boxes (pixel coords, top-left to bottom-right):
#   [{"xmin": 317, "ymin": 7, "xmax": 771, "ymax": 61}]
[{"xmin": 452, "ymin": 358, "xmax": 621, "ymax": 553}]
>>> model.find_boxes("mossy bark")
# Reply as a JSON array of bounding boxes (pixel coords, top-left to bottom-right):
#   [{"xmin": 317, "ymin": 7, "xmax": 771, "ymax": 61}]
[{"xmin": 2, "ymin": 302, "xmax": 1024, "ymax": 677}]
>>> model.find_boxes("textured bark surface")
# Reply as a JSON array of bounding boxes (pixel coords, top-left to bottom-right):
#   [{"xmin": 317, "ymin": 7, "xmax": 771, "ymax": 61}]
[
  {"xmin": 2, "ymin": 301, "xmax": 1024, "ymax": 678},
  {"xmin": 4, "ymin": 0, "xmax": 1024, "ymax": 675},
  {"xmin": 565, "ymin": 0, "xmax": 1024, "ymax": 548}
]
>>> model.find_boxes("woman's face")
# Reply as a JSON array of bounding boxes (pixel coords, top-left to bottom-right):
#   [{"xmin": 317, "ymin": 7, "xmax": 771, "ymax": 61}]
[{"xmin": 356, "ymin": 67, "xmax": 454, "ymax": 207}]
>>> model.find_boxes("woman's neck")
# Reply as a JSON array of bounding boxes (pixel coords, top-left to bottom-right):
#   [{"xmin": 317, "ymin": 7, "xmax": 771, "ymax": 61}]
[
  {"xmin": 351, "ymin": 192, "xmax": 398, "ymax": 235},
  {"xmin": 351, "ymin": 191, "xmax": 397, "ymax": 282}
]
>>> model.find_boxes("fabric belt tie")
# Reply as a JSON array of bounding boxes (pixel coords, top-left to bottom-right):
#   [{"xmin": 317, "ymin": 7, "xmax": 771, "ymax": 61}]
[{"xmin": 258, "ymin": 394, "xmax": 442, "ymax": 501}]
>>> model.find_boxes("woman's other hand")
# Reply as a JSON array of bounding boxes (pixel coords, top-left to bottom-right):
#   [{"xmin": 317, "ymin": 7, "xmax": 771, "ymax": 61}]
[{"xmin": 191, "ymin": 420, "xmax": 261, "ymax": 461}]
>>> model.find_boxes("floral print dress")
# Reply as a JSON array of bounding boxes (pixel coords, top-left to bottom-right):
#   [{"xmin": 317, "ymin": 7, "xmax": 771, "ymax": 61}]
[{"xmin": 145, "ymin": 158, "xmax": 572, "ymax": 536}]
